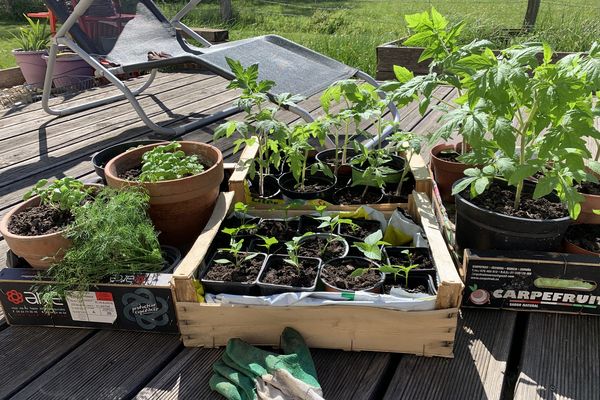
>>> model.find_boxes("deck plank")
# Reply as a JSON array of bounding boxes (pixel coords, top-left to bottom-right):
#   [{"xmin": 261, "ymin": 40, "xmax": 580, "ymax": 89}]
[
  {"xmin": 383, "ymin": 310, "xmax": 517, "ymax": 400},
  {"xmin": 513, "ymin": 313, "xmax": 600, "ymax": 400},
  {"xmin": 10, "ymin": 330, "xmax": 182, "ymax": 400},
  {"xmin": 0, "ymin": 327, "xmax": 95, "ymax": 399},
  {"xmin": 134, "ymin": 347, "xmax": 393, "ymax": 400}
]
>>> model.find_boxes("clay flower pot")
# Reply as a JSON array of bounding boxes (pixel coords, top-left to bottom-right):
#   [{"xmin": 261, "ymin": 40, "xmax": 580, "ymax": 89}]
[
  {"xmin": 12, "ymin": 49, "xmax": 48, "ymax": 88},
  {"xmin": 577, "ymin": 192, "xmax": 600, "ymax": 224},
  {"xmin": 430, "ymin": 143, "xmax": 469, "ymax": 203},
  {"xmin": 0, "ymin": 184, "xmax": 101, "ymax": 269},
  {"xmin": 104, "ymin": 141, "xmax": 224, "ymax": 246},
  {"xmin": 563, "ymin": 224, "xmax": 600, "ymax": 256}
]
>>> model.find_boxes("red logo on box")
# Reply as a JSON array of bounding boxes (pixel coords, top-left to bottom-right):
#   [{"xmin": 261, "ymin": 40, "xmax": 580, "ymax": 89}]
[
  {"xmin": 95, "ymin": 292, "xmax": 113, "ymax": 301},
  {"xmin": 6, "ymin": 289, "xmax": 24, "ymax": 305}
]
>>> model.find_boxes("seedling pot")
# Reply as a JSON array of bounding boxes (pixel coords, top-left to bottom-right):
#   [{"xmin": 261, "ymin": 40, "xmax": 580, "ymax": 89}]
[
  {"xmin": 298, "ymin": 233, "xmax": 349, "ymax": 261},
  {"xmin": 320, "ymin": 256, "xmax": 385, "ymax": 293},
  {"xmin": 331, "ymin": 185, "xmax": 385, "ymax": 205},
  {"xmin": 104, "ymin": 141, "xmax": 224, "ymax": 246},
  {"xmin": 338, "ymin": 219, "xmax": 383, "ymax": 241},
  {"xmin": 257, "ymin": 254, "xmax": 322, "ymax": 295},
  {"xmin": 563, "ymin": 224, "xmax": 600, "ymax": 256},
  {"xmin": 454, "ymin": 179, "xmax": 572, "ymax": 252},
  {"xmin": 12, "ymin": 49, "xmax": 47, "ymax": 88},
  {"xmin": 92, "ymin": 140, "xmax": 165, "ymax": 182},
  {"xmin": 577, "ymin": 191, "xmax": 600, "ymax": 224},
  {"xmin": 277, "ymin": 171, "xmax": 337, "ymax": 200},
  {"xmin": 385, "ymin": 274, "xmax": 437, "ymax": 296},
  {"xmin": 160, "ymin": 245, "xmax": 182, "ymax": 273},
  {"xmin": 247, "ymin": 174, "xmax": 281, "ymax": 200},
  {"xmin": 383, "ymin": 246, "xmax": 436, "ymax": 278},
  {"xmin": 0, "ymin": 184, "xmax": 101, "ymax": 268},
  {"xmin": 430, "ymin": 143, "xmax": 469, "ymax": 203},
  {"xmin": 350, "ymin": 154, "xmax": 406, "ymax": 185},
  {"xmin": 255, "ymin": 218, "xmax": 300, "ymax": 241},
  {"xmin": 200, "ymin": 252, "xmax": 267, "ymax": 295},
  {"xmin": 315, "ymin": 148, "xmax": 357, "ymax": 176}
]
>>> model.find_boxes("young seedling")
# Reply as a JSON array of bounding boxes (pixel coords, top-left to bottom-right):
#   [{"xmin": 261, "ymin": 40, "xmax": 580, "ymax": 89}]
[
  {"xmin": 24, "ymin": 177, "xmax": 92, "ymax": 212},
  {"xmin": 256, "ymin": 235, "xmax": 278, "ymax": 254},
  {"xmin": 233, "ymin": 202, "xmax": 256, "ymax": 234},
  {"xmin": 214, "ymin": 237, "xmax": 258, "ymax": 269},
  {"xmin": 351, "ymin": 142, "xmax": 397, "ymax": 201},
  {"xmin": 388, "ymin": 131, "xmax": 424, "ymax": 196},
  {"xmin": 312, "ymin": 214, "xmax": 355, "ymax": 257},
  {"xmin": 138, "ymin": 142, "xmax": 205, "ymax": 182},
  {"xmin": 283, "ymin": 234, "xmax": 308, "ymax": 272},
  {"xmin": 352, "ymin": 231, "xmax": 390, "ymax": 261},
  {"xmin": 351, "ymin": 248, "xmax": 419, "ymax": 288}
]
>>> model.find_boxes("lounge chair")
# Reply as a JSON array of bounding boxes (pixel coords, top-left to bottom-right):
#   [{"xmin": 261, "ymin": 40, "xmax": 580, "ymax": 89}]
[{"xmin": 42, "ymin": 0, "xmax": 399, "ymax": 137}]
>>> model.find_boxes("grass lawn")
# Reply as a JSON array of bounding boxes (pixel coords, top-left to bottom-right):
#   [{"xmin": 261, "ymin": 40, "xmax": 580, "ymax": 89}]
[
  {"xmin": 0, "ymin": 21, "xmax": 24, "ymax": 69},
  {"xmin": 1, "ymin": 0, "xmax": 599, "ymax": 74}
]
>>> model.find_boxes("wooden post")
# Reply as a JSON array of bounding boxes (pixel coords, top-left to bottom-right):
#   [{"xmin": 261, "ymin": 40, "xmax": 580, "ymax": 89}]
[
  {"xmin": 220, "ymin": 0, "xmax": 233, "ymax": 22},
  {"xmin": 523, "ymin": 0, "xmax": 541, "ymax": 32}
]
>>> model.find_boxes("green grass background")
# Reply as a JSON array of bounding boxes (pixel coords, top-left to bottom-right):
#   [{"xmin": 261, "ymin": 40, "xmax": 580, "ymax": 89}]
[{"xmin": 1, "ymin": 0, "xmax": 599, "ymax": 73}]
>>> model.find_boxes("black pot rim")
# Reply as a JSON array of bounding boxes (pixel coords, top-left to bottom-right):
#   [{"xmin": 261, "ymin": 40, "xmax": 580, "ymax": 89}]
[
  {"xmin": 92, "ymin": 140, "xmax": 166, "ymax": 169},
  {"xmin": 332, "ymin": 185, "xmax": 385, "ymax": 204},
  {"xmin": 298, "ymin": 233, "xmax": 350, "ymax": 257},
  {"xmin": 321, "ymin": 256, "xmax": 385, "ymax": 292},
  {"xmin": 248, "ymin": 174, "xmax": 281, "ymax": 199},
  {"xmin": 278, "ymin": 170, "xmax": 337, "ymax": 194},
  {"xmin": 349, "ymin": 154, "xmax": 406, "ymax": 173},
  {"xmin": 453, "ymin": 178, "xmax": 572, "ymax": 224},
  {"xmin": 200, "ymin": 251, "xmax": 267, "ymax": 285},
  {"xmin": 257, "ymin": 254, "xmax": 322, "ymax": 289}
]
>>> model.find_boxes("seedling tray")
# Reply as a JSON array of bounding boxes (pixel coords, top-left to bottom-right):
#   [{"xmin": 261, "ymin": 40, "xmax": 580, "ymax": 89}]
[{"xmin": 173, "ymin": 191, "xmax": 463, "ymax": 357}]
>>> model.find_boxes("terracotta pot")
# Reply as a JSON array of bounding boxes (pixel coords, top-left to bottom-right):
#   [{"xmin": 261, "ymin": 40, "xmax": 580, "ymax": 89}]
[
  {"xmin": 430, "ymin": 143, "xmax": 469, "ymax": 203},
  {"xmin": 577, "ymin": 192, "xmax": 600, "ymax": 224},
  {"xmin": 0, "ymin": 184, "xmax": 100, "ymax": 269},
  {"xmin": 104, "ymin": 141, "xmax": 224, "ymax": 246},
  {"xmin": 12, "ymin": 49, "xmax": 47, "ymax": 88},
  {"xmin": 563, "ymin": 238, "xmax": 599, "ymax": 256}
]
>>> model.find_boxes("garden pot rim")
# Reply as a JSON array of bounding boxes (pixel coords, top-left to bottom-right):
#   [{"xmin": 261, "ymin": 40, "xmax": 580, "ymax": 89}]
[
  {"xmin": 0, "ymin": 183, "xmax": 102, "ymax": 241},
  {"xmin": 298, "ymin": 232, "xmax": 350, "ymax": 256},
  {"xmin": 321, "ymin": 256, "xmax": 385, "ymax": 292},
  {"xmin": 453, "ymin": 178, "xmax": 572, "ymax": 224},
  {"xmin": 430, "ymin": 143, "xmax": 466, "ymax": 165},
  {"xmin": 349, "ymin": 153, "xmax": 405, "ymax": 173},
  {"xmin": 12, "ymin": 48, "xmax": 48, "ymax": 55},
  {"xmin": 104, "ymin": 140, "xmax": 223, "ymax": 186},
  {"xmin": 257, "ymin": 253, "xmax": 322, "ymax": 289},
  {"xmin": 92, "ymin": 140, "xmax": 168, "ymax": 170},
  {"xmin": 563, "ymin": 236, "xmax": 599, "ymax": 256},
  {"xmin": 332, "ymin": 184, "xmax": 385, "ymax": 204},
  {"xmin": 201, "ymin": 251, "xmax": 267, "ymax": 284}
]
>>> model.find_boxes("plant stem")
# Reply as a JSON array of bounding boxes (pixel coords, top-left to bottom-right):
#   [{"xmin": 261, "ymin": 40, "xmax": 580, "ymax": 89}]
[
  {"xmin": 377, "ymin": 118, "xmax": 382, "ymax": 151},
  {"xmin": 300, "ymin": 149, "xmax": 308, "ymax": 191},
  {"xmin": 334, "ymin": 129, "xmax": 340, "ymax": 174},
  {"xmin": 513, "ymin": 101, "xmax": 539, "ymax": 210},
  {"xmin": 395, "ymin": 153, "xmax": 411, "ymax": 196},
  {"xmin": 595, "ymin": 140, "xmax": 600, "ymax": 162},
  {"xmin": 342, "ymin": 121, "xmax": 349, "ymax": 164},
  {"xmin": 361, "ymin": 184, "xmax": 370, "ymax": 202}
]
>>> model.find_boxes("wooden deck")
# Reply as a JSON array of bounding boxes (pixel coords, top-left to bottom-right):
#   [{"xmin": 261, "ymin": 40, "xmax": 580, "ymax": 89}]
[{"xmin": 0, "ymin": 70, "xmax": 598, "ymax": 400}]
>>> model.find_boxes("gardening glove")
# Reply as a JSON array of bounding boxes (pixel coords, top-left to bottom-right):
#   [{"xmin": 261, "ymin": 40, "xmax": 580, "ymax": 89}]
[{"xmin": 210, "ymin": 327, "xmax": 324, "ymax": 400}]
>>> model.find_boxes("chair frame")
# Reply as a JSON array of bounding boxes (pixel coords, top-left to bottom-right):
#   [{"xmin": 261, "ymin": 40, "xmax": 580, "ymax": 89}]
[{"xmin": 41, "ymin": 0, "xmax": 399, "ymax": 141}]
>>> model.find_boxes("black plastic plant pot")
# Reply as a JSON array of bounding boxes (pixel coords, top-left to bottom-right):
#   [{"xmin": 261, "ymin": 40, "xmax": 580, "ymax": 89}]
[
  {"xmin": 257, "ymin": 254, "xmax": 322, "ymax": 295},
  {"xmin": 383, "ymin": 172, "xmax": 416, "ymax": 204},
  {"xmin": 277, "ymin": 171, "xmax": 337, "ymax": 201},
  {"xmin": 338, "ymin": 219, "xmax": 383, "ymax": 241},
  {"xmin": 160, "ymin": 245, "xmax": 182, "ymax": 273},
  {"xmin": 248, "ymin": 237, "xmax": 286, "ymax": 255},
  {"xmin": 320, "ymin": 256, "xmax": 385, "ymax": 293},
  {"xmin": 350, "ymin": 154, "xmax": 406, "ymax": 184},
  {"xmin": 298, "ymin": 233, "xmax": 350, "ymax": 262},
  {"xmin": 315, "ymin": 148, "xmax": 357, "ymax": 177},
  {"xmin": 383, "ymin": 246, "xmax": 436, "ymax": 278},
  {"xmin": 331, "ymin": 185, "xmax": 385, "ymax": 205},
  {"xmin": 453, "ymin": 179, "xmax": 572, "ymax": 252},
  {"xmin": 247, "ymin": 174, "xmax": 282, "ymax": 200},
  {"xmin": 199, "ymin": 252, "xmax": 266, "ymax": 295},
  {"xmin": 92, "ymin": 140, "xmax": 164, "ymax": 182},
  {"xmin": 255, "ymin": 218, "xmax": 300, "ymax": 241},
  {"xmin": 385, "ymin": 274, "xmax": 437, "ymax": 296},
  {"xmin": 297, "ymin": 215, "xmax": 328, "ymax": 234}
]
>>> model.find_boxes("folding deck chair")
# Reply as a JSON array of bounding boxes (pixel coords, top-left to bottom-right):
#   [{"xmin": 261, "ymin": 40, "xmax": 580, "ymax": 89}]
[{"xmin": 42, "ymin": 0, "xmax": 399, "ymax": 138}]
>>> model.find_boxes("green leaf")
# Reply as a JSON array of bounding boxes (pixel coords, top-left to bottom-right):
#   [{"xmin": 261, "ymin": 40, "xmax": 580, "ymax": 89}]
[
  {"xmin": 393, "ymin": 65, "xmax": 414, "ymax": 83},
  {"xmin": 474, "ymin": 177, "xmax": 489, "ymax": 195},
  {"xmin": 533, "ymin": 176, "xmax": 558, "ymax": 199},
  {"xmin": 350, "ymin": 268, "xmax": 367, "ymax": 278},
  {"xmin": 543, "ymin": 43, "xmax": 553, "ymax": 64},
  {"xmin": 508, "ymin": 165, "xmax": 539, "ymax": 186},
  {"xmin": 451, "ymin": 177, "xmax": 476, "ymax": 195}
]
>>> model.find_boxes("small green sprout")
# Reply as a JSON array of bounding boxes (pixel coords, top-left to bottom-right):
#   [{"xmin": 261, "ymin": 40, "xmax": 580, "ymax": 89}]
[
  {"xmin": 24, "ymin": 177, "xmax": 92, "ymax": 212},
  {"xmin": 257, "ymin": 235, "xmax": 278, "ymax": 254},
  {"xmin": 352, "ymin": 231, "xmax": 390, "ymax": 261}
]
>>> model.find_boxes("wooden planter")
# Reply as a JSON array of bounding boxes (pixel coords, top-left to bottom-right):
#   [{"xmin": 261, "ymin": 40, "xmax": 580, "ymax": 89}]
[
  {"xmin": 228, "ymin": 138, "xmax": 433, "ymax": 212},
  {"xmin": 376, "ymin": 39, "xmax": 580, "ymax": 79},
  {"xmin": 172, "ymin": 191, "xmax": 463, "ymax": 357}
]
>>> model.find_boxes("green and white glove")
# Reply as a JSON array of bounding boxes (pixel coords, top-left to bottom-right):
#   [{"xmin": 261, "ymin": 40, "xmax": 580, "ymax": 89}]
[{"xmin": 210, "ymin": 327, "xmax": 324, "ymax": 400}]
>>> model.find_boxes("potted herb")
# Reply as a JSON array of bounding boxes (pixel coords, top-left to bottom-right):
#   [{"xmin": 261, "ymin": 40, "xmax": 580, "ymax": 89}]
[
  {"xmin": 445, "ymin": 41, "xmax": 600, "ymax": 251},
  {"xmin": 40, "ymin": 187, "xmax": 164, "ymax": 307},
  {"xmin": 92, "ymin": 140, "xmax": 165, "ymax": 182},
  {"xmin": 277, "ymin": 122, "xmax": 337, "ymax": 200},
  {"xmin": 200, "ymin": 228, "xmax": 266, "ymax": 295},
  {"xmin": 11, "ymin": 15, "xmax": 50, "ymax": 88},
  {"xmin": 257, "ymin": 235, "xmax": 322, "ymax": 295},
  {"xmin": 104, "ymin": 141, "xmax": 223, "ymax": 246},
  {"xmin": 0, "ymin": 178, "xmax": 96, "ymax": 268},
  {"xmin": 215, "ymin": 58, "xmax": 302, "ymax": 200}
]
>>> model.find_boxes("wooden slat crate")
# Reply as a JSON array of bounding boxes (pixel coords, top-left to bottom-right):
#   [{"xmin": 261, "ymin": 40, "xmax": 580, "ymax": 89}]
[{"xmin": 172, "ymin": 191, "xmax": 463, "ymax": 357}]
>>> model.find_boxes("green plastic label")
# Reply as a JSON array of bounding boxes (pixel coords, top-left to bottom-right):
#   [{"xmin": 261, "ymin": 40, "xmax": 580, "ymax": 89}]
[{"xmin": 341, "ymin": 292, "xmax": 355, "ymax": 301}]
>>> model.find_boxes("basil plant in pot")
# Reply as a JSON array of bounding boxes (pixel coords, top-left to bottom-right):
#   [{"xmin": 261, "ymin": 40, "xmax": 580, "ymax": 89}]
[
  {"xmin": 11, "ymin": 15, "xmax": 50, "ymax": 88},
  {"xmin": 445, "ymin": 42, "xmax": 600, "ymax": 251}
]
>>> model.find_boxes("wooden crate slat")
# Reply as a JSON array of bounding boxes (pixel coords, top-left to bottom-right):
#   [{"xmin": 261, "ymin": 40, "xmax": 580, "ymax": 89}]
[
  {"xmin": 383, "ymin": 310, "xmax": 517, "ymax": 400},
  {"xmin": 0, "ymin": 327, "xmax": 95, "ymax": 398},
  {"xmin": 10, "ymin": 330, "xmax": 181, "ymax": 400},
  {"xmin": 514, "ymin": 313, "xmax": 600, "ymax": 400}
]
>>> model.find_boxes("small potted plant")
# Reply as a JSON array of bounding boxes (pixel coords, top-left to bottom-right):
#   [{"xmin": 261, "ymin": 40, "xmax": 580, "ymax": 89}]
[
  {"xmin": 0, "ymin": 178, "xmax": 97, "ymax": 268},
  {"xmin": 257, "ymin": 235, "xmax": 322, "ymax": 295},
  {"xmin": 200, "ymin": 229, "xmax": 266, "ymax": 295},
  {"xmin": 104, "ymin": 141, "xmax": 224, "ymax": 246},
  {"xmin": 321, "ymin": 254, "xmax": 385, "ymax": 293},
  {"xmin": 383, "ymin": 246, "xmax": 436, "ymax": 278},
  {"xmin": 92, "ymin": 140, "xmax": 166, "ymax": 182},
  {"xmin": 563, "ymin": 224, "xmax": 600, "ymax": 256},
  {"xmin": 385, "ymin": 131, "xmax": 423, "ymax": 202},
  {"xmin": 11, "ymin": 15, "xmax": 50, "ymax": 88},
  {"xmin": 297, "ymin": 213, "xmax": 353, "ymax": 261}
]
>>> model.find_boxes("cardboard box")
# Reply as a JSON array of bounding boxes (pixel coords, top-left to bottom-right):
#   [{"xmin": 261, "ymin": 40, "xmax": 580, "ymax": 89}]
[
  {"xmin": 0, "ymin": 268, "xmax": 178, "ymax": 332},
  {"xmin": 463, "ymin": 249, "xmax": 600, "ymax": 315}
]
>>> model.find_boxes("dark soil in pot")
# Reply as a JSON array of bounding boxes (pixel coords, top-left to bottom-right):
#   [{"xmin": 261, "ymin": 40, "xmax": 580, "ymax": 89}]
[
  {"xmin": 338, "ymin": 219, "xmax": 382, "ymax": 241},
  {"xmin": 159, "ymin": 245, "xmax": 182, "ymax": 273},
  {"xmin": 8, "ymin": 205, "xmax": 73, "ymax": 236},
  {"xmin": 384, "ymin": 275, "xmax": 436, "ymax": 295},
  {"xmin": 298, "ymin": 215, "xmax": 328, "ymax": 233},
  {"xmin": 278, "ymin": 171, "xmax": 336, "ymax": 200},
  {"xmin": 316, "ymin": 148, "xmax": 357, "ymax": 176},
  {"xmin": 565, "ymin": 224, "xmax": 600, "ymax": 254},
  {"xmin": 258, "ymin": 255, "xmax": 320, "ymax": 294},
  {"xmin": 454, "ymin": 179, "xmax": 572, "ymax": 251},
  {"xmin": 222, "ymin": 216, "xmax": 260, "ymax": 233},
  {"xmin": 256, "ymin": 219, "xmax": 299, "ymax": 241},
  {"xmin": 321, "ymin": 257, "xmax": 384, "ymax": 292},
  {"xmin": 436, "ymin": 149, "xmax": 461, "ymax": 162},
  {"xmin": 332, "ymin": 185, "xmax": 384, "ymax": 205},
  {"xmin": 350, "ymin": 155, "xmax": 406, "ymax": 184},
  {"xmin": 298, "ymin": 234, "xmax": 348, "ymax": 261},
  {"xmin": 247, "ymin": 174, "xmax": 281, "ymax": 199},
  {"xmin": 201, "ymin": 252, "xmax": 266, "ymax": 295},
  {"xmin": 383, "ymin": 173, "xmax": 416, "ymax": 203},
  {"xmin": 92, "ymin": 140, "xmax": 164, "ymax": 182},
  {"xmin": 384, "ymin": 247, "xmax": 435, "ymax": 274},
  {"xmin": 578, "ymin": 181, "xmax": 600, "ymax": 195}
]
